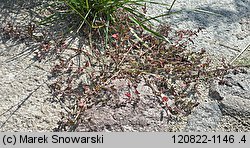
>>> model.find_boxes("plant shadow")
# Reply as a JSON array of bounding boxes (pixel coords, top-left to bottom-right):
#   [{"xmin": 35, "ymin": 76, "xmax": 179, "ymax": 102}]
[
  {"xmin": 0, "ymin": 0, "xmax": 88, "ymax": 63},
  {"xmin": 0, "ymin": 0, "xmax": 88, "ymax": 131}
]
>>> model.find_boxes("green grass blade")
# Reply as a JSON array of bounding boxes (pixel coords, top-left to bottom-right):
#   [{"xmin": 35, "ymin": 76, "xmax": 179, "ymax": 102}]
[
  {"xmin": 141, "ymin": 11, "xmax": 181, "ymax": 23},
  {"xmin": 129, "ymin": 16, "xmax": 171, "ymax": 43},
  {"xmin": 168, "ymin": 0, "xmax": 177, "ymax": 13},
  {"xmin": 77, "ymin": 9, "xmax": 91, "ymax": 32}
]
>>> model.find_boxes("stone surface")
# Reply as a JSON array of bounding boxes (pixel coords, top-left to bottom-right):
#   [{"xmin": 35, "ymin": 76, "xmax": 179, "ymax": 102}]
[
  {"xmin": 207, "ymin": 69, "xmax": 250, "ymax": 131},
  {"xmin": 183, "ymin": 101, "xmax": 222, "ymax": 132},
  {"xmin": 74, "ymin": 79, "xmax": 184, "ymax": 132},
  {"xmin": 220, "ymin": 95, "xmax": 250, "ymax": 118}
]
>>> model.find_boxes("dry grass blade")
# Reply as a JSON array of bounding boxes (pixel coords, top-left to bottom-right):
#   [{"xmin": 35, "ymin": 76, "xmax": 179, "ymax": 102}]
[{"xmin": 230, "ymin": 43, "xmax": 250, "ymax": 65}]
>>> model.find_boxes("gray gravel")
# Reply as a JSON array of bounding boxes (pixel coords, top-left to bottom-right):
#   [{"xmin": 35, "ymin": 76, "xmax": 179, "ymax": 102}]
[
  {"xmin": 0, "ymin": 42, "xmax": 62, "ymax": 131},
  {"xmin": 147, "ymin": 0, "xmax": 250, "ymax": 61},
  {"xmin": 0, "ymin": 0, "xmax": 63, "ymax": 131},
  {"xmin": 183, "ymin": 101, "xmax": 222, "ymax": 132}
]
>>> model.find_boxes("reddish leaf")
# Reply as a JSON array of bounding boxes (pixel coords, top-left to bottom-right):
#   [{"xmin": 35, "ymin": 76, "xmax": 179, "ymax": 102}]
[
  {"xmin": 162, "ymin": 96, "xmax": 168, "ymax": 102},
  {"xmin": 78, "ymin": 100, "xmax": 85, "ymax": 108},
  {"xmin": 77, "ymin": 67, "xmax": 84, "ymax": 74},
  {"xmin": 181, "ymin": 83, "xmax": 187, "ymax": 88},
  {"xmin": 135, "ymin": 89, "xmax": 140, "ymax": 95},
  {"xmin": 85, "ymin": 61, "xmax": 90, "ymax": 67},
  {"xmin": 61, "ymin": 42, "xmax": 67, "ymax": 48},
  {"xmin": 112, "ymin": 33, "xmax": 119, "ymax": 40},
  {"xmin": 161, "ymin": 94, "xmax": 169, "ymax": 102},
  {"xmin": 125, "ymin": 92, "xmax": 131, "ymax": 98}
]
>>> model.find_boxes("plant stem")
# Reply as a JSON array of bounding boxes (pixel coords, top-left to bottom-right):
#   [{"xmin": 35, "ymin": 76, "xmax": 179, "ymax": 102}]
[{"xmin": 168, "ymin": 0, "xmax": 177, "ymax": 14}]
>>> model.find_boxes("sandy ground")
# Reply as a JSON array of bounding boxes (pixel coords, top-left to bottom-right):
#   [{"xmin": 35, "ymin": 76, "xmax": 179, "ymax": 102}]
[
  {"xmin": 147, "ymin": 0, "xmax": 250, "ymax": 61},
  {"xmin": 0, "ymin": 0, "xmax": 63, "ymax": 131},
  {"xmin": 0, "ymin": 0, "xmax": 249, "ymax": 131}
]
